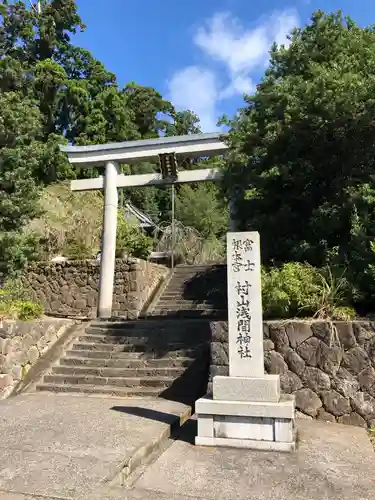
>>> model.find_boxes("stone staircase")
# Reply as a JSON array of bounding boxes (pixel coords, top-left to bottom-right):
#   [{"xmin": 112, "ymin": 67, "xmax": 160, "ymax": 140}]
[
  {"xmin": 35, "ymin": 264, "xmax": 227, "ymax": 401},
  {"xmin": 150, "ymin": 264, "xmax": 227, "ymax": 318},
  {"xmin": 36, "ymin": 319, "xmax": 211, "ymax": 402}
]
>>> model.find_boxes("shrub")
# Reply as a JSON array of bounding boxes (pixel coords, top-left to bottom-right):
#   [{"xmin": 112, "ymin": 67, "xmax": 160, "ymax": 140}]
[
  {"xmin": 0, "ymin": 300, "xmax": 44, "ymax": 321},
  {"xmin": 63, "ymin": 239, "xmax": 96, "ymax": 260},
  {"xmin": 28, "ymin": 183, "xmax": 103, "ymax": 260},
  {"xmin": 0, "ymin": 231, "xmax": 41, "ymax": 276},
  {"xmin": 261, "ymin": 262, "xmax": 355, "ymax": 320},
  {"xmin": 0, "ymin": 279, "xmax": 43, "ymax": 320},
  {"xmin": 154, "ymin": 220, "xmax": 225, "ymax": 264},
  {"xmin": 116, "ymin": 216, "xmax": 153, "ymax": 260}
]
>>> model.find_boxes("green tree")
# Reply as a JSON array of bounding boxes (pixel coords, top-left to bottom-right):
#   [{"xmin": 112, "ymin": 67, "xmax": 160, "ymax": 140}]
[
  {"xmin": 0, "ymin": 92, "xmax": 44, "ymax": 273},
  {"xmin": 225, "ymin": 10, "xmax": 375, "ymax": 307},
  {"xmin": 0, "ymin": 0, "xmax": 217, "ymax": 271},
  {"xmin": 0, "ymin": 92, "xmax": 42, "ymax": 231},
  {"xmin": 165, "ymin": 110, "xmax": 201, "ymax": 136},
  {"xmin": 123, "ymin": 82, "xmax": 174, "ymax": 139},
  {"xmin": 175, "ymin": 184, "xmax": 228, "ymax": 238}
]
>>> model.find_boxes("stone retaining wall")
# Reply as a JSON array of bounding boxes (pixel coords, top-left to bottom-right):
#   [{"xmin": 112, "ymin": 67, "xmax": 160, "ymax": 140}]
[
  {"xmin": 210, "ymin": 320, "xmax": 375, "ymax": 427},
  {"xmin": 0, "ymin": 318, "xmax": 75, "ymax": 398},
  {"xmin": 22, "ymin": 259, "xmax": 168, "ymax": 318}
]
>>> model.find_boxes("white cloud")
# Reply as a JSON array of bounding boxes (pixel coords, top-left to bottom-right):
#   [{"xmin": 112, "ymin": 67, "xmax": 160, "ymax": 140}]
[
  {"xmin": 167, "ymin": 9, "xmax": 299, "ymax": 132},
  {"xmin": 167, "ymin": 66, "xmax": 219, "ymax": 133},
  {"xmin": 220, "ymin": 75, "xmax": 255, "ymax": 100},
  {"xmin": 194, "ymin": 13, "xmax": 269, "ymax": 74}
]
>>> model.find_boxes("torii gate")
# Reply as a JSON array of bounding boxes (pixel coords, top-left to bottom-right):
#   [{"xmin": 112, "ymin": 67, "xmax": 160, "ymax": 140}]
[{"xmin": 60, "ymin": 133, "xmax": 229, "ymax": 319}]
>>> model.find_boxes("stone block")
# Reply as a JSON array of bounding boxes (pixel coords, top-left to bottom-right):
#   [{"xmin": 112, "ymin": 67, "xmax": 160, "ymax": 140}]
[
  {"xmin": 317, "ymin": 408, "xmax": 336, "ymax": 422},
  {"xmin": 195, "ymin": 436, "xmax": 295, "ymax": 452},
  {"xmin": 264, "ymin": 351, "xmax": 288, "ymax": 375},
  {"xmin": 358, "ymin": 366, "xmax": 375, "ymax": 392},
  {"xmin": 197, "ymin": 414, "xmax": 214, "ymax": 437},
  {"xmin": 74, "ymin": 299, "xmax": 87, "ymax": 309},
  {"xmin": 295, "ymin": 410, "xmax": 313, "ymax": 420},
  {"xmin": 284, "ymin": 348, "xmax": 305, "ymax": 377},
  {"xmin": 263, "ymin": 339, "xmax": 274, "ymax": 351},
  {"xmin": 37, "ymin": 336, "xmax": 48, "ymax": 350},
  {"xmin": 214, "ymin": 415, "xmax": 274, "ymax": 441},
  {"xmin": 213, "ymin": 375, "xmax": 280, "ymax": 403},
  {"xmin": 332, "ymin": 367, "xmax": 360, "ymax": 398},
  {"xmin": 126, "ymin": 310, "xmax": 139, "ymax": 320},
  {"xmin": 342, "ymin": 347, "xmax": 370, "ymax": 375},
  {"xmin": 285, "ymin": 322, "xmax": 312, "ymax": 348},
  {"xmin": 263, "ymin": 323, "xmax": 270, "ymax": 339},
  {"xmin": 0, "ymin": 374, "xmax": 12, "ymax": 390},
  {"xmin": 195, "ymin": 394, "xmax": 295, "ymax": 419},
  {"xmin": 280, "ymin": 371, "xmax": 303, "ymax": 394},
  {"xmin": 12, "ymin": 365, "xmax": 22, "ymax": 381},
  {"xmin": 21, "ymin": 334, "xmax": 35, "ymax": 351},
  {"xmin": 274, "ymin": 418, "xmax": 294, "ymax": 442},
  {"xmin": 297, "ymin": 337, "xmax": 321, "ymax": 367},
  {"xmin": 350, "ymin": 392, "xmax": 375, "ymax": 421},
  {"xmin": 210, "ymin": 322, "xmax": 228, "ymax": 343},
  {"xmin": 322, "ymin": 390, "xmax": 351, "ymax": 417},
  {"xmin": 0, "ymin": 354, "xmax": 6, "ymax": 370},
  {"xmin": 353, "ymin": 321, "xmax": 374, "ymax": 346},
  {"xmin": 338, "ymin": 412, "xmax": 366, "ymax": 428},
  {"xmin": 335, "ymin": 322, "xmax": 356, "ymax": 348},
  {"xmin": 0, "ymin": 338, "xmax": 11, "ymax": 355},
  {"xmin": 12, "ymin": 349, "xmax": 28, "ymax": 365},
  {"xmin": 318, "ymin": 342, "xmax": 343, "ymax": 376},
  {"xmin": 269, "ymin": 324, "xmax": 290, "ymax": 354},
  {"xmin": 294, "ymin": 388, "xmax": 322, "ymax": 417},
  {"xmin": 303, "ymin": 366, "xmax": 331, "ymax": 393},
  {"xmin": 209, "ymin": 365, "xmax": 229, "ymax": 379},
  {"xmin": 211, "ymin": 343, "xmax": 228, "ymax": 366},
  {"xmin": 311, "ymin": 322, "xmax": 334, "ymax": 345},
  {"xmin": 27, "ymin": 346, "xmax": 39, "ymax": 363}
]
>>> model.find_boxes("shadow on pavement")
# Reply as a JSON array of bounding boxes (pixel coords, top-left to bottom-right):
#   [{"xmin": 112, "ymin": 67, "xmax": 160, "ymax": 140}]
[
  {"xmin": 111, "ymin": 406, "xmax": 176, "ymax": 425},
  {"xmin": 111, "ymin": 406, "xmax": 197, "ymax": 444}
]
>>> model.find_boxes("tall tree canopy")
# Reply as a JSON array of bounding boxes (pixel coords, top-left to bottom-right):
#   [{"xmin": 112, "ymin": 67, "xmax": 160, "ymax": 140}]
[
  {"xmin": 0, "ymin": 0, "xmax": 212, "ymax": 270},
  {"xmin": 225, "ymin": 10, "xmax": 375, "ymax": 306}
]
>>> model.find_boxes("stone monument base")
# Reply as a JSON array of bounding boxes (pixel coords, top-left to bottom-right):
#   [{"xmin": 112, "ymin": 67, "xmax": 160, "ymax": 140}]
[{"xmin": 195, "ymin": 377, "xmax": 296, "ymax": 452}]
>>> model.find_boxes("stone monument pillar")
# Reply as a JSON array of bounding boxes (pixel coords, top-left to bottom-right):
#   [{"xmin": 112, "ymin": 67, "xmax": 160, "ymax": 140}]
[{"xmin": 195, "ymin": 231, "xmax": 296, "ymax": 451}]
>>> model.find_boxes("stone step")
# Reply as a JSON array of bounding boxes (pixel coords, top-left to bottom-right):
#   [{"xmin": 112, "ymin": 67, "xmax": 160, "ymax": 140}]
[
  {"xmin": 157, "ymin": 286, "xmax": 195, "ymax": 292},
  {"xmin": 79, "ymin": 333, "xmax": 207, "ymax": 344},
  {"xmin": 72, "ymin": 342, "xmax": 140, "ymax": 352},
  {"xmin": 59, "ymin": 356, "xmax": 195, "ymax": 369},
  {"xmin": 65, "ymin": 349, "xmax": 146, "ymax": 359},
  {"xmin": 173, "ymin": 266, "xmax": 216, "ymax": 273},
  {"xmin": 157, "ymin": 292, "xmax": 219, "ymax": 298},
  {"xmin": 53, "ymin": 365, "xmax": 186, "ymax": 378},
  {"xmin": 151, "ymin": 309, "xmax": 226, "ymax": 317},
  {"xmin": 71, "ymin": 341, "xmax": 199, "ymax": 352},
  {"xmin": 87, "ymin": 318, "xmax": 211, "ymax": 331},
  {"xmin": 43, "ymin": 374, "xmax": 174, "ymax": 388},
  {"xmin": 155, "ymin": 302, "xmax": 222, "ymax": 309},
  {"xmin": 36, "ymin": 383, "xmax": 163, "ymax": 397},
  {"xmin": 153, "ymin": 302, "xmax": 224, "ymax": 308},
  {"xmin": 65, "ymin": 347, "xmax": 201, "ymax": 359},
  {"xmin": 170, "ymin": 273, "xmax": 218, "ymax": 279}
]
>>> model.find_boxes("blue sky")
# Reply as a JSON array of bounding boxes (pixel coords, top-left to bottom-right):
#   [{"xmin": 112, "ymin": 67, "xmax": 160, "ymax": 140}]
[{"xmin": 72, "ymin": 0, "xmax": 375, "ymax": 132}]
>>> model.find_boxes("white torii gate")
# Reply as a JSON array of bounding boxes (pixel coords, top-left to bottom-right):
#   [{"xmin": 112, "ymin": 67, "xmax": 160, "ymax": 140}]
[{"xmin": 60, "ymin": 133, "xmax": 229, "ymax": 318}]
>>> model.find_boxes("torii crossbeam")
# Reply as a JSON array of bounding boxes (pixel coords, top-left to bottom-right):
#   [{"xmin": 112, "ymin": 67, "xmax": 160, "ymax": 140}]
[{"xmin": 60, "ymin": 133, "xmax": 229, "ymax": 318}]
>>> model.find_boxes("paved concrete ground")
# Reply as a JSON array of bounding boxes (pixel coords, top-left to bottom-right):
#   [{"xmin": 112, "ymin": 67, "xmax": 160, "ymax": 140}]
[
  {"xmin": 91, "ymin": 418, "xmax": 375, "ymax": 500},
  {"xmin": 0, "ymin": 393, "xmax": 190, "ymax": 499},
  {"xmin": 0, "ymin": 395, "xmax": 374, "ymax": 500}
]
